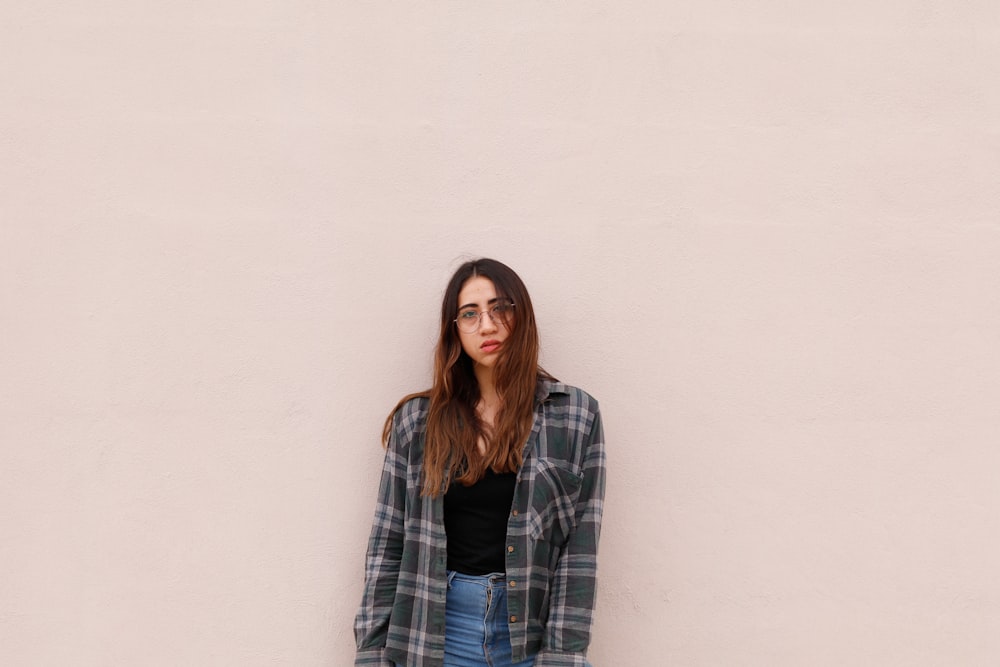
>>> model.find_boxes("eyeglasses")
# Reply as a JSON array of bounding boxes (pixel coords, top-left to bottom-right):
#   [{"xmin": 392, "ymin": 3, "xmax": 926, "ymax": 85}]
[{"xmin": 454, "ymin": 300, "xmax": 516, "ymax": 333}]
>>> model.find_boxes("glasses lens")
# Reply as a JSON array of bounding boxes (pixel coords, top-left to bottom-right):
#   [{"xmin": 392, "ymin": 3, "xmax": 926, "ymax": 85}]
[
  {"xmin": 457, "ymin": 310, "xmax": 480, "ymax": 332},
  {"xmin": 492, "ymin": 301, "xmax": 514, "ymax": 324}
]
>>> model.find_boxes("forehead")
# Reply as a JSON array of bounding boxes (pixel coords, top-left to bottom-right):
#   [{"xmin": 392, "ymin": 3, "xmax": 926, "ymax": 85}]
[{"xmin": 457, "ymin": 276, "xmax": 497, "ymax": 306}]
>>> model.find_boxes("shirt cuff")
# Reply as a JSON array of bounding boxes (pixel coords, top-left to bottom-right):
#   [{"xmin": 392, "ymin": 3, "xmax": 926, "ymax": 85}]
[
  {"xmin": 354, "ymin": 647, "xmax": 393, "ymax": 667},
  {"xmin": 534, "ymin": 649, "xmax": 592, "ymax": 667}
]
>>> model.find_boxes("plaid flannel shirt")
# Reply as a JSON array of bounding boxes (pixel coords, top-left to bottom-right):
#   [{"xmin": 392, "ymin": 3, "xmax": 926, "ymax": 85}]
[{"xmin": 355, "ymin": 380, "xmax": 606, "ymax": 667}]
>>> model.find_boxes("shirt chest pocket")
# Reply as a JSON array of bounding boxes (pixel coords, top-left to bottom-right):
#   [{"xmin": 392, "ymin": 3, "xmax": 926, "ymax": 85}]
[{"xmin": 528, "ymin": 459, "xmax": 583, "ymax": 547}]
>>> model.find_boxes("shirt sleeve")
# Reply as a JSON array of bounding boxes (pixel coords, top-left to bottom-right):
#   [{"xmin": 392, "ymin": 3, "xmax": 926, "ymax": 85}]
[
  {"xmin": 353, "ymin": 411, "xmax": 409, "ymax": 667},
  {"xmin": 535, "ymin": 399, "xmax": 607, "ymax": 667}
]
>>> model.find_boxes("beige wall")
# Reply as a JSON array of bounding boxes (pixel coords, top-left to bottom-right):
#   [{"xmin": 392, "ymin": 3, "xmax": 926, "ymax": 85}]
[{"xmin": 3, "ymin": 2, "xmax": 999, "ymax": 665}]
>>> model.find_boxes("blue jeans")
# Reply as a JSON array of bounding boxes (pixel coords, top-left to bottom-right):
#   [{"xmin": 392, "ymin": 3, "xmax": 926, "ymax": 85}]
[{"xmin": 397, "ymin": 570, "xmax": 536, "ymax": 667}]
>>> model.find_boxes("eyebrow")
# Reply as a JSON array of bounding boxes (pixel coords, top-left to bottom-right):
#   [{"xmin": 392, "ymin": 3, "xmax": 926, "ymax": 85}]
[{"xmin": 458, "ymin": 297, "xmax": 501, "ymax": 311}]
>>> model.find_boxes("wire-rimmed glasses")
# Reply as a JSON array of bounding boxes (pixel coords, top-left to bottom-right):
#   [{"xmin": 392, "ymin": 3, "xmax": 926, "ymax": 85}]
[{"xmin": 454, "ymin": 300, "xmax": 516, "ymax": 333}]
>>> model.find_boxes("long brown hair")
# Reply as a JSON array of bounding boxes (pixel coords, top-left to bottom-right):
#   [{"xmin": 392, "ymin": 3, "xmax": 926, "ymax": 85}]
[{"xmin": 383, "ymin": 258, "xmax": 554, "ymax": 496}]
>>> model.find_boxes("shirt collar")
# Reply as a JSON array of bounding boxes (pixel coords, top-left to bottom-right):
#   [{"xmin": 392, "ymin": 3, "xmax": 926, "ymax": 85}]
[{"xmin": 535, "ymin": 377, "xmax": 570, "ymax": 405}]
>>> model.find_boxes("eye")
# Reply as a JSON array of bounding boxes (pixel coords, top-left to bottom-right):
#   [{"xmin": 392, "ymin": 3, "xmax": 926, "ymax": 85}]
[
  {"xmin": 493, "ymin": 301, "xmax": 514, "ymax": 315},
  {"xmin": 459, "ymin": 310, "xmax": 479, "ymax": 320}
]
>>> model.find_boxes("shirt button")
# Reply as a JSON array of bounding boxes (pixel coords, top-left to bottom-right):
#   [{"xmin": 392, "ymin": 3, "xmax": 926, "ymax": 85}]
[
  {"xmin": 507, "ymin": 546, "xmax": 515, "ymax": 553},
  {"xmin": 510, "ymin": 615, "xmax": 518, "ymax": 622},
  {"xmin": 509, "ymin": 580, "xmax": 516, "ymax": 587},
  {"xmin": 512, "ymin": 509, "xmax": 518, "ymax": 516}
]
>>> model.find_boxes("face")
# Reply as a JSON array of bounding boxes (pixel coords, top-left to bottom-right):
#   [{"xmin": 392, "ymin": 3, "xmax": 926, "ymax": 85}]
[{"xmin": 456, "ymin": 276, "xmax": 513, "ymax": 369}]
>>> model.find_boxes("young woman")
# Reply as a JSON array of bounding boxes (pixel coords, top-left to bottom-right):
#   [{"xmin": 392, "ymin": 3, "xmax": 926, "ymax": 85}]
[{"xmin": 354, "ymin": 258, "xmax": 606, "ymax": 667}]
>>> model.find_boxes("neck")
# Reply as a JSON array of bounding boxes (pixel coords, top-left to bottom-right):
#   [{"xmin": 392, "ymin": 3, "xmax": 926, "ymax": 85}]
[{"xmin": 474, "ymin": 364, "xmax": 498, "ymax": 407}]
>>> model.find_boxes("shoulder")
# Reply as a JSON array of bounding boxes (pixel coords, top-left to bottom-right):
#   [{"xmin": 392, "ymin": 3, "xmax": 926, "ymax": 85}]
[
  {"xmin": 538, "ymin": 380, "xmax": 602, "ymax": 437},
  {"xmin": 536, "ymin": 380, "xmax": 605, "ymax": 467},
  {"xmin": 391, "ymin": 394, "xmax": 430, "ymax": 429},
  {"xmin": 385, "ymin": 394, "xmax": 430, "ymax": 454}
]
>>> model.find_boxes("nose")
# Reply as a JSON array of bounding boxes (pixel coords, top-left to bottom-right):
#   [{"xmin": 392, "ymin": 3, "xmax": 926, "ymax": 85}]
[{"xmin": 479, "ymin": 310, "xmax": 499, "ymax": 334}]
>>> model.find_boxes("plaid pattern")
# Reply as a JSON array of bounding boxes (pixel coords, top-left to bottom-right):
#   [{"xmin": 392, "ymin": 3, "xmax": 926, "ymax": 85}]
[{"xmin": 355, "ymin": 381, "xmax": 606, "ymax": 667}]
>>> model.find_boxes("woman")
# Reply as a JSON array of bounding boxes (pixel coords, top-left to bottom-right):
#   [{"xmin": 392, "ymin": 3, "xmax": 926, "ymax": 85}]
[{"xmin": 355, "ymin": 258, "xmax": 606, "ymax": 667}]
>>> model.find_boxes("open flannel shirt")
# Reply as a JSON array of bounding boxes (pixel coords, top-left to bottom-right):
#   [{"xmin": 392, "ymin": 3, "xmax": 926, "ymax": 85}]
[{"xmin": 355, "ymin": 380, "xmax": 606, "ymax": 667}]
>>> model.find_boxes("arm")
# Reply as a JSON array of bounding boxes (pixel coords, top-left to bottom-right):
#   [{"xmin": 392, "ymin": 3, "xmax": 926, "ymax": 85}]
[
  {"xmin": 354, "ymin": 414, "xmax": 408, "ymax": 667},
  {"xmin": 536, "ymin": 403, "xmax": 607, "ymax": 667}
]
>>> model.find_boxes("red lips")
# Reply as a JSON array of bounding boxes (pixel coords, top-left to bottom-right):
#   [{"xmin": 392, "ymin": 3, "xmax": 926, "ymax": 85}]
[{"xmin": 481, "ymin": 340, "xmax": 502, "ymax": 352}]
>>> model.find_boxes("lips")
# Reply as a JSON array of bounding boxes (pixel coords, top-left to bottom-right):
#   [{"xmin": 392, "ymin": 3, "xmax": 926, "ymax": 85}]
[{"xmin": 481, "ymin": 340, "xmax": 502, "ymax": 353}]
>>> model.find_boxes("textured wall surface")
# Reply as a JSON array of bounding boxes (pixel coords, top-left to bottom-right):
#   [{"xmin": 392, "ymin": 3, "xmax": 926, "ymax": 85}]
[{"xmin": 3, "ymin": 2, "xmax": 999, "ymax": 665}]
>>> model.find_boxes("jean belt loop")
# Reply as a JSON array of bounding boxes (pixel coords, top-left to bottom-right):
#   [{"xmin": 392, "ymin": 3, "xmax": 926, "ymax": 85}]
[{"xmin": 446, "ymin": 569, "xmax": 458, "ymax": 589}]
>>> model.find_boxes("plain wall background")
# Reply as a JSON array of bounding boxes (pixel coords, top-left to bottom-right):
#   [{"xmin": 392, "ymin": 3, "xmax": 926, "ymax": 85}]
[{"xmin": 3, "ymin": 2, "xmax": 999, "ymax": 665}]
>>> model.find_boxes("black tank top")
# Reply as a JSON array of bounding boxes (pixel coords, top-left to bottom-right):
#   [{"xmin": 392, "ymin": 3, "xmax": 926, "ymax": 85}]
[{"xmin": 443, "ymin": 468, "xmax": 518, "ymax": 575}]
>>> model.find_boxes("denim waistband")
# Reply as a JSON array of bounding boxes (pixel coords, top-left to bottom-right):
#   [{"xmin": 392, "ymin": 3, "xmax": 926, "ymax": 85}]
[{"xmin": 447, "ymin": 570, "xmax": 506, "ymax": 587}]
